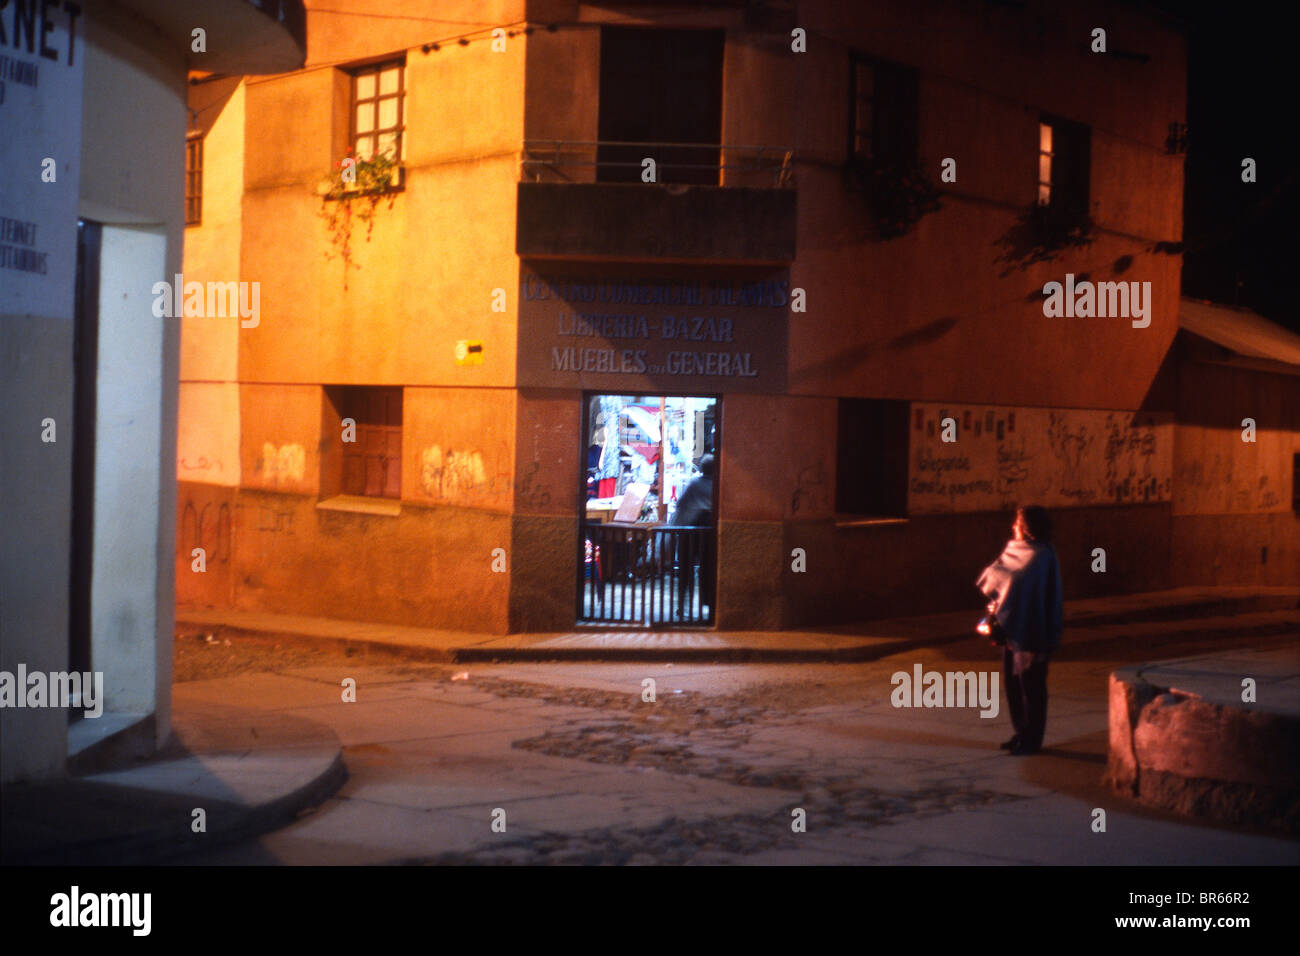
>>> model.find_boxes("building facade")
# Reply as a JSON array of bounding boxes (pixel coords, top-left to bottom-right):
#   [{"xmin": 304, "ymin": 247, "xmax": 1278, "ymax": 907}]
[{"xmin": 175, "ymin": 0, "xmax": 1298, "ymax": 637}]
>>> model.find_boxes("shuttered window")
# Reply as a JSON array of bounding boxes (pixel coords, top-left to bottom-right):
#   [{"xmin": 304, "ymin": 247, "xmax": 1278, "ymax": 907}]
[{"xmin": 330, "ymin": 386, "xmax": 402, "ymax": 498}]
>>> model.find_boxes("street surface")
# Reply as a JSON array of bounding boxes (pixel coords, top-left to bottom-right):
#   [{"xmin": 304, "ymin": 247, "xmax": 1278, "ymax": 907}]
[{"xmin": 171, "ymin": 619, "xmax": 1299, "ymax": 865}]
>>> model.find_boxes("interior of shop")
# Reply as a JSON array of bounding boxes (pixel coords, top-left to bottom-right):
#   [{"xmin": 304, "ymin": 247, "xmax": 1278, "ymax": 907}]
[
  {"xmin": 580, "ymin": 394, "xmax": 718, "ymax": 627},
  {"xmin": 584, "ymin": 394, "xmax": 717, "ymax": 524}
]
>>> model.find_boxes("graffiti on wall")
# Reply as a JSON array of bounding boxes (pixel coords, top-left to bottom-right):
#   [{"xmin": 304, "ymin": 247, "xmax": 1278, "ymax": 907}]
[
  {"xmin": 791, "ymin": 459, "xmax": 830, "ymax": 516},
  {"xmin": 255, "ymin": 443, "xmax": 305, "ymax": 486},
  {"xmin": 179, "ymin": 456, "xmax": 224, "ymax": 474},
  {"xmin": 421, "ymin": 445, "xmax": 485, "ymax": 499},
  {"xmin": 417, "ymin": 438, "xmax": 563, "ymax": 510},
  {"xmin": 180, "ymin": 498, "xmax": 232, "ymax": 563},
  {"xmin": 256, "ymin": 505, "xmax": 294, "ymax": 534},
  {"xmin": 514, "ymin": 460, "xmax": 553, "ymax": 509},
  {"xmin": 419, "ymin": 444, "xmax": 515, "ymax": 503},
  {"xmin": 908, "ymin": 404, "xmax": 1173, "ymax": 513},
  {"xmin": 1174, "ymin": 451, "xmax": 1287, "ymax": 514}
]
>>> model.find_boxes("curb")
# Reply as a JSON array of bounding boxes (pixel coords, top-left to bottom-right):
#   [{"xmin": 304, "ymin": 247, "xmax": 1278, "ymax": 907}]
[
  {"xmin": 3, "ymin": 748, "xmax": 348, "ymax": 866},
  {"xmin": 178, "ymin": 601, "xmax": 1298, "ymax": 665},
  {"xmin": 177, "ymin": 619, "xmax": 975, "ymax": 664},
  {"xmin": 1067, "ymin": 593, "xmax": 1299, "ymax": 629},
  {"xmin": 180, "ymin": 623, "xmax": 458, "ymax": 664},
  {"xmin": 1106, "ymin": 666, "xmax": 1300, "ymax": 835},
  {"xmin": 448, "ymin": 636, "xmax": 964, "ymax": 664}
]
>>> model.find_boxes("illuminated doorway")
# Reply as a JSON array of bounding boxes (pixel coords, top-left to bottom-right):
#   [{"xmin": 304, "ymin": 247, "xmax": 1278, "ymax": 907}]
[{"xmin": 578, "ymin": 394, "xmax": 718, "ymax": 627}]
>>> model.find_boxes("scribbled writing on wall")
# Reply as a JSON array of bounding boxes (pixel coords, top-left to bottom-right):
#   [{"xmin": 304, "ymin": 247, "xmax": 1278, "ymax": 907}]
[
  {"xmin": 180, "ymin": 499, "xmax": 232, "ymax": 563},
  {"xmin": 1095, "ymin": 412, "xmax": 1162, "ymax": 504},
  {"xmin": 911, "ymin": 449, "xmax": 993, "ymax": 501},
  {"xmin": 1174, "ymin": 448, "xmax": 1287, "ymax": 514},
  {"xmin": 908, "ymin": 404, "xmax": 1173, "ymax": 513},
  {"xmin": 515, "ymin": 460, "xmax": 553, "ymax": 509},
  {"xmin": 791, "ymin": 459, "xmax": 830, "ymax": 516},
  {"xmin": 420, "ymin": 444, "xmax": 512, "ymax": 501},
  {"xmin": 255, "ymin": 443, "xmax": 306, "ymax": 486},
  {"xmin": 179, "ymin": 456, "xmax": 224, "ymax": 474},
  {"xmin": 256, "ymin": 505, "xmax": 294, "ymax": 534}
]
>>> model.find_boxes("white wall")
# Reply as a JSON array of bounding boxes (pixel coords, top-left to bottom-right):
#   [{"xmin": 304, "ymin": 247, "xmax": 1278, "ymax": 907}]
[
  {"xmin": 0, "ymin": 0, "xmax": 85, "ymax": 783},
  {"xmin": 76, "ymin": 6, "xmax": 187, "ymax": 751},
  {"xmin": 91, "ymin": 226, "xmax": 170, "ymax": 716},
  {"xmin": 0, "ymin": 320, "xmax": 75, "ymax": 781},
  {"xmin": 1, "ymin": 4, "xmax": 186, "ymax": 782}
]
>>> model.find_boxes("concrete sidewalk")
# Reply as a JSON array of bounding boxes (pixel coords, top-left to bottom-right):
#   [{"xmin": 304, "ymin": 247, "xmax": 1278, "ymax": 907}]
[
  {"xmin": 177, "ymin": 586, "xmax": 1300, "ymax": 662},
  {"xmin": 6, "ymin": 586, "xmax": 1294, "ymax": 866},
  {"xmin": 161, "ymin": 642, "xmax": 1300, "ymax": 864},
  {"xmin": 1, "ymin": 700, "xmax": 346, "ymax": 865}
]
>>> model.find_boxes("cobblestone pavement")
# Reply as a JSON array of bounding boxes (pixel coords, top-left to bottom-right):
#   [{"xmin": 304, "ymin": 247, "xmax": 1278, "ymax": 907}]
[
  {"xmin": 172, "ymin": 627, "xmax": 1300, "ymax": 865},
  {"xmin": 408, "ymin": 672, "xmax": 1023, "ymax": 864}
]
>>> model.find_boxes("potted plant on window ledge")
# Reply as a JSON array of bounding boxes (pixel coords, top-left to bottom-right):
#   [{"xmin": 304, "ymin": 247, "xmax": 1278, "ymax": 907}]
[
  {"xmin": 842, "ymin": 155, "xmax": 942, "ymax": 240},
  {"xmin": 993, "ymin": 201, "xmax": 1096, "ymax": 276},
  {"xmin": 316, "ymin": 149, "xmax": 402, "ymax": 289}
]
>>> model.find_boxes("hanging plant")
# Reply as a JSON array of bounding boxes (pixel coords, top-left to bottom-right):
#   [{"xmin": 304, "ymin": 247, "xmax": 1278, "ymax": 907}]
[
  {"xmin": 316, "ymin": 149, "xmax": 400, "ymax": 289},
  {"xmin": 994, "ymin": 202, "xmax": 1096, "ymax": 276},
  {"xmin": 843, "ymin": 155, "xmax": 942, "ymax": 240}
]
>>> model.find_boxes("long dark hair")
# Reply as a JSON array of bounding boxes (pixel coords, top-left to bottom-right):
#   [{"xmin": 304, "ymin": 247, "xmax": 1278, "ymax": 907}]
[{"xmin": 1017, "ymin": 504, "xmax": 1053, "ymax": 544}]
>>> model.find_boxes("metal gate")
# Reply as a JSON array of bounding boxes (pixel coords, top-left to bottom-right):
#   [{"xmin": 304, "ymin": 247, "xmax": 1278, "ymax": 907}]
[{"xmin": 579, "ymin": 523, "xmax": 714, "ymax": 627}]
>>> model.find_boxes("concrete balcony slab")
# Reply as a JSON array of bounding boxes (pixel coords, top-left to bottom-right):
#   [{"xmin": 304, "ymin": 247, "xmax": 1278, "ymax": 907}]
[{"xmin": 517, "ymin": 181, "xmax": 796, "ymax": 264}]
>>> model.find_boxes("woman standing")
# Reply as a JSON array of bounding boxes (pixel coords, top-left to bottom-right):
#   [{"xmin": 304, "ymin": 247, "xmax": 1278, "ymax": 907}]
[{"xmin": 976, "ymin": 505, "xmax": 1064, "ymax": 756}]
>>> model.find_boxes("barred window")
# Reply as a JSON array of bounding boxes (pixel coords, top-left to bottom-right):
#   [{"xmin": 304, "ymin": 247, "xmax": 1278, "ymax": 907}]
[{"xmin": 350, "ymin": 59, "xmax": 405, "ymax": 162}]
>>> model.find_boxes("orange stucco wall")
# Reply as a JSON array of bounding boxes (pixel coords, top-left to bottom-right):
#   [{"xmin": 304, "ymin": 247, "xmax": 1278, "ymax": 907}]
[{"xmin": 172, "ymin": 1, "xmax": 1276, "ymax": 635}]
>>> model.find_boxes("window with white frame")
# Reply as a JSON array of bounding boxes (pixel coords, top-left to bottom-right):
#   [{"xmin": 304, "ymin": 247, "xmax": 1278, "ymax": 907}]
[{"xmin": 350, "ymin": 59, "xmax": 405, "ymax": 162}]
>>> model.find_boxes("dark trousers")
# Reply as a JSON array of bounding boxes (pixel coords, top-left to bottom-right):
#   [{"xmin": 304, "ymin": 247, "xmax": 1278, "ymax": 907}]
[
  {"xmin": 1003, "ymin": 648, "xmax": 1049, "ymax": 750},
  {"xmin": 670, "ymin": 533, "xmax": 714, "ymax": 618}
]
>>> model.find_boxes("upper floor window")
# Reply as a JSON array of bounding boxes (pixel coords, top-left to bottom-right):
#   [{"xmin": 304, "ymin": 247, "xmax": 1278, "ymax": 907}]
[
  {"xmin": 185, "ymin": 132, "xmax": 203, "ymax": 225},
  {"xmin": 1037, "ymin": 122, "xmax": 1052, "ymax": 205},
  {"xmin": 351, "ymin": 59, "xmax": 405, "ymax": 162},
  {"xmin": 848, "ymin": 54, "xmax": 919, "ymax": 167},
  {"xmin": 1037, "ymin": 115, "xmax": 1090, "ymax": 217},
  {"xmin": 597, "ymin": 27, "xmax": 724, "ymax": 185}
]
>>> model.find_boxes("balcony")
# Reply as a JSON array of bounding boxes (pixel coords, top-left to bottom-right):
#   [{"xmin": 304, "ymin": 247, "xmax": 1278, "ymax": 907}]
[
  {"xmin": 517, "ymin": 141, "xmax": 797, "ymax": 265},
  {"xmin": 121, "ymin": 0, "xmax": 306, "ymax": 73}
]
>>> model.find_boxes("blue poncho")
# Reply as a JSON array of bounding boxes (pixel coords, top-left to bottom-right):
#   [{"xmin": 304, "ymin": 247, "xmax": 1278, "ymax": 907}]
[{"xmin": 976, "ymin": 539, "xmax": 1064, "ymax": 654}]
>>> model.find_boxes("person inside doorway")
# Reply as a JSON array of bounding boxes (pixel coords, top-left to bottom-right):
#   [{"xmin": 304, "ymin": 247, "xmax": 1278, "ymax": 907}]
[
  {"xmin": 670, "ymin": 454, "xmax": 714, "ymax": 527},
  {"xmin": 668, "ymin": 454, "xmax": 715, "ymax": 617}
]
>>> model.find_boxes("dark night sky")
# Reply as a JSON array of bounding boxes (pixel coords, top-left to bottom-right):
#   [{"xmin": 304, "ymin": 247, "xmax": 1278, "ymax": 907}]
[{"xmin": 1173, "ymin": 1, "xmax": 1297, "ymax": 332}]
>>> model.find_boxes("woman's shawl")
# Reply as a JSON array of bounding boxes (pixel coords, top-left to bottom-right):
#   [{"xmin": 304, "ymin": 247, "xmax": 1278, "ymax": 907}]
[{"xmin": 976, "ymin": 539, "xmax": 1063, "ymax": 654}]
